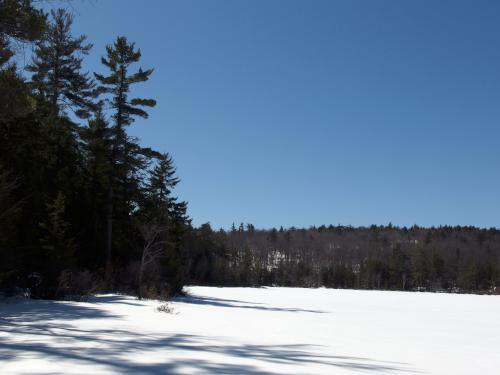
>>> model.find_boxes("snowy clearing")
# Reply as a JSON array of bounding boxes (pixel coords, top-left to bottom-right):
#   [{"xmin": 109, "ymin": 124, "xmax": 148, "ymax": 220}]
[{"xmin": 1, "ymin": 287, "xmax": 499, "ymax": 375}]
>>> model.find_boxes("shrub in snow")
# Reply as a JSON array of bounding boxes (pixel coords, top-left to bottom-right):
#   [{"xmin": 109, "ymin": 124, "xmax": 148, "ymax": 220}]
[{"xmin": 156, "ymin": 303, "xmax": 174, "ymax": 313}]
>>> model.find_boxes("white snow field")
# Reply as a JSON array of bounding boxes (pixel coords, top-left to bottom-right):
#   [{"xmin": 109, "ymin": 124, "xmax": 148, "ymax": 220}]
[{"xmin": 1, "ymin": 287, "xmax": 500, "ymax": 375}]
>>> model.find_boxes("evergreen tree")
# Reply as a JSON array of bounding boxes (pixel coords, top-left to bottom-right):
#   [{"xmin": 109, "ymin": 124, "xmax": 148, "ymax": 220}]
[
  {"xmin": 389, "ymin": 243, "xmax": 410, "ymax": 289},
  {"xmin": 94, "ymin": 36, "xmax": 156, "ymax": 276},
  {"xmin": 38, "ymin": 191, "xmax": 76, "ymax": 297},
  {"xmin": 27, "ymin": 9, "xmax": 94, "ymax": 118},
  {"xmin": 94, "ymin": 36, "xmax": 156, "ymax": 131},
  {"xmin": 411, "ymin": 246, "xmax": 429, "ymax": 289},
  {"xmin": 0, "ymin": 66, "xmax": 35, "ymax": 123},
  {"xmin": 78, "ymin": 104, "xmax": 113, "ymax": 266},
  {"xmin": 0, "ymin": 1, "xmax": 45, "ymax": 123},
  {"xmin": 0, "ymin": 165, "xmax": 22, "ymax": 287},
  {"xmin": 146, "ymin": 153, "xmax": 179, "ymax": 218},
  {"xmin": 0, "ymin": 0, "xmax": 46, "ymax": 67},
  {"xmin": 143, "ymin": 153, "xmax": 189, "ymax": 293}
]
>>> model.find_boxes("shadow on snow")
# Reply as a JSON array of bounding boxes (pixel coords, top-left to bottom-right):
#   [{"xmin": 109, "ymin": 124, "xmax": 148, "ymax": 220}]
[
  {"xmin": 175, "ymin": 294, "xmax": 329, "ymax": 314},
  {"xmin": 0, "ymin": 296, "xmax": 419, "ymax": 374}
]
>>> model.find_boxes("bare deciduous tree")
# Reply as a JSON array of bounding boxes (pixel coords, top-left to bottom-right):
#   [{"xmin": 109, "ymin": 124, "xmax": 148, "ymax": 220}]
[{"xmin": 137, "ymin": 220, "xmax": 167, "ymax": 300}]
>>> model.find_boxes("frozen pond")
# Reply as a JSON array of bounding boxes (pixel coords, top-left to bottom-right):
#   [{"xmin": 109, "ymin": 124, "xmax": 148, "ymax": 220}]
[{"xmin": 1, "ymin": 286, "xmax": 499, "ymax": 374}]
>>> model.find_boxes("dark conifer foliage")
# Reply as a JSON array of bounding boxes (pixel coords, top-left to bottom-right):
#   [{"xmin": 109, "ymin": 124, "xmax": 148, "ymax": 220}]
[
  {"xmin": 94, "ymin": 36, "xmax": 156, "ymax": 128},
  {"xmin": 0, "ymin": 0, "xmax": 46, "ymax": 66},
  {"xmin": 94, "ymin": 36, "xmax": 157, "ymax": 279},
  {"xmin": 0, "ymin": 1, "xmax": 46, "ymax": 122},
  {"xmin": 0, "ymin": 3, "xmax": 188, "ymax": 299},
  {"xmin": 27, "ymin": 9, "xmax": 94, "ymax": 118},
  {"xmin": 137, "ymin": 152, "xmax": 189, "ymax": 295}
]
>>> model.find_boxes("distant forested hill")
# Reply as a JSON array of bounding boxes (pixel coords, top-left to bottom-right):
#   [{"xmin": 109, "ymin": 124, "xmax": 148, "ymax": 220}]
[{"xmin": 184, "ymin": 224, "xmax": 500, "ymax": 293}]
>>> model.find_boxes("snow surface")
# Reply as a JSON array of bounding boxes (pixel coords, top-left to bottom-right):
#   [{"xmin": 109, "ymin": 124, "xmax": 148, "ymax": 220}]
[{"xmin": 1, "ymin": 287, "xmax": 500, "ymax": 374}]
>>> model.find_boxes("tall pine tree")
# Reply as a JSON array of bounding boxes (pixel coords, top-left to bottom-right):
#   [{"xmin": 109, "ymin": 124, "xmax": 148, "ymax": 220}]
[
  {"xmin": 94, "ymin": 36, "xmax": 156, "ymax": 278},
  {"xmin": 27, "ymin": 9, "xmax": 94, "ymax": 119}
]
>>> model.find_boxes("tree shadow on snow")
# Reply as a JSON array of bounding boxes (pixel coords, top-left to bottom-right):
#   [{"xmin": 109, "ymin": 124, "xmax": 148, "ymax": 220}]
[
  {"xmin": 89, "ymin": 294, "xmax": 148, "ymax": 307},
  {"xmin": 175, "ymin": 295, "xmax": 328, "ymax": 314},
  {"xmin": 0, "ymin": 299, "xmax": 420, "ymax": 374},
  {"xmin": 0, "ymin": 298, "xmax": 121, "ymax": 323}
]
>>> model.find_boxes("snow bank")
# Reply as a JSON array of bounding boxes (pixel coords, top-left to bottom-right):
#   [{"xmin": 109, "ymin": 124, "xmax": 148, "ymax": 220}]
[{"xmin": 1, "ymin": 287, "xmax": 499, "ymax": 374}]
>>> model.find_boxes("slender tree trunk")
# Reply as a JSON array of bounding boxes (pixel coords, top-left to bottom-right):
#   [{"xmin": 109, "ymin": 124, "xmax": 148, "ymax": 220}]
[
  {"xmin": 105, "ymin": 186, "xmax": 113, "ymax": 284},
  {"xmin": 138, "ymin": 251, "xmax": 145, "ymax": 300}
]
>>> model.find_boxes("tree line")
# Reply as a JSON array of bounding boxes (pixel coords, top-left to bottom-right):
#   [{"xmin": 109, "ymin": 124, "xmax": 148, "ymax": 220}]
[
  {"xmin": 1, "ymin": 1, "xmax": 498, "ymax": 300},
  {"xmin": 185, "ymin": 224, "xmax": 500, "ymax": 294},
  {"xmin": 0, "ymin": 1, "xmax": 188, "ymax": 299}
]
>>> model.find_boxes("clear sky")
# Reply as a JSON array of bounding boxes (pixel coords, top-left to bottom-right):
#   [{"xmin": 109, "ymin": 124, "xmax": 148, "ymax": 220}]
[{"xmin": 43, "ymin": 0, "xmax": 500, "ymax": 229}]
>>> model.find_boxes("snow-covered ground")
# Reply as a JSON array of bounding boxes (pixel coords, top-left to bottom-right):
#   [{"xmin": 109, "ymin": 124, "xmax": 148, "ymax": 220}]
[{"xmin": 1, "ymin": 287, "xmax": 499, "ymax": 374}]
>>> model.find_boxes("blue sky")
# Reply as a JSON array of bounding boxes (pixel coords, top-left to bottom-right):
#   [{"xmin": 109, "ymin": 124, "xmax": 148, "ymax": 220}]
[{"xmin": 43, "ymin": 0, "xmax": 500, "ymax": 229}]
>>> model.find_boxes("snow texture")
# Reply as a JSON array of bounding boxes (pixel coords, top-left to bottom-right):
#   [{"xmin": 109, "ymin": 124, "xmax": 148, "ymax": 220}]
[{"xmin": 1, "ymin": 286, "xmax": 499, "ymax": 374}]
